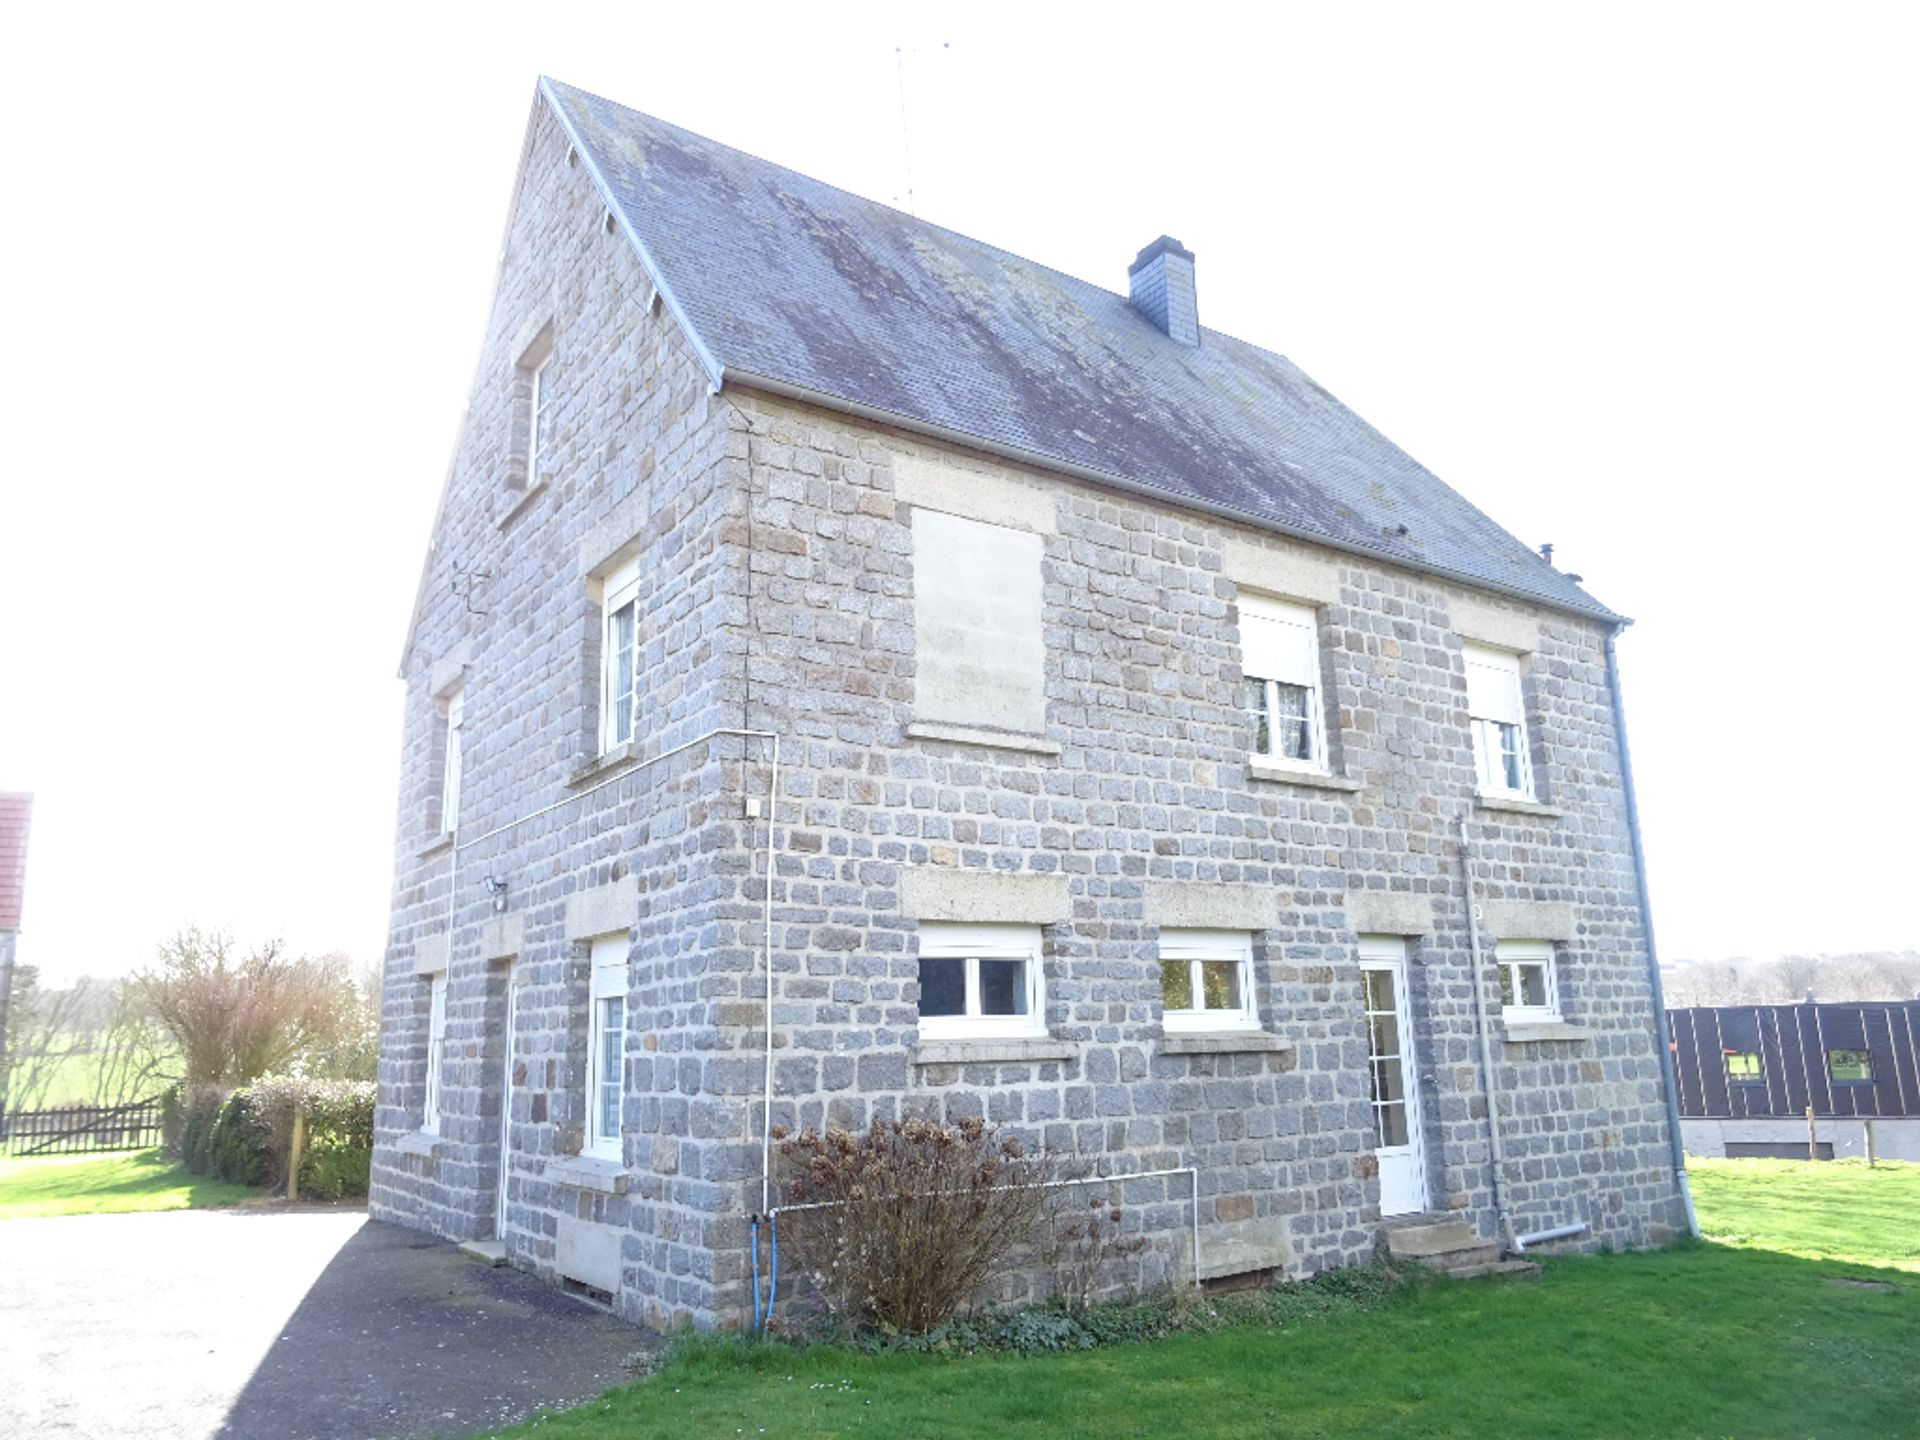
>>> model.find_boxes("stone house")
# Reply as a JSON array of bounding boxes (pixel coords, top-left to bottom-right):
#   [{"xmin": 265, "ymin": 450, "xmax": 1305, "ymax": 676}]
[{"xmin": 372, "ymin": 77, "xmax": 1693, "ymax": 1330}]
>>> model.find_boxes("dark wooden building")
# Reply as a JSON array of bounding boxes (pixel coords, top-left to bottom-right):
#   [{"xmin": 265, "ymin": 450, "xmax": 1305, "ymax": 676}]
[{"xmin": 1668, "ymin": 1001, "xmax": 1920, "ymax": 1121}]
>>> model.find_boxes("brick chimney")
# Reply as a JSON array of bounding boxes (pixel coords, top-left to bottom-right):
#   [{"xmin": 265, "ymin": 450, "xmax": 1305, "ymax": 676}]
[{"xmin": 1128, "ymin": 236, "xmax": 1199, "ymax": 345}]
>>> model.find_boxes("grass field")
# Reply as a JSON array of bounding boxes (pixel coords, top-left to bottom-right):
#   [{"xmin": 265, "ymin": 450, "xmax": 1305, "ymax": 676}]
[
  {"xmin": 1689, "ymin": 1156, "xmax": 1919, "ymax": 1272},
  {"xmin": 0, "ymin": 1148, "xmax": 256, "ymax": 1219},
  {"xmin": 471, "ymin": 1158, "xmax": 1918, "ymax": 1439}
]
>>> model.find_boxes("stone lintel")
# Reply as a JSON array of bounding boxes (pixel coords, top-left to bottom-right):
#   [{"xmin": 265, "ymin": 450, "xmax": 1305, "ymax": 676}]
[
  {"xmin": 1450, "ymin": 594, "xmax": 1540, "ymax": 653},
  {"xmin": 1142, "ymin": 881, "xmax": 1278, "ymax": 931},
  {"xmin": 1347, "ymin": 892, "xmax": 1437, "ymax": 938},
  {"xmin": 891, "ymin": 452, "xmax": 1057, "ymax": 534},
  {"xmin": 412, "ymin": 932, "xmax": 450, "ymax": 976},
  {"xmin": 1480, "ymin": 899, "xmax": 1576, "ymax": 942},
  {"xmin": 479, "ymin": 913, "xmax": 525, "ymax": 963},
  {"xmin": 566, "ymin": 876, "xmax": 639, "ymax": 941},
  {"xmin": 430, "ymin": 639, "xmax": 473, "ymax": 701},
  {"xmin": 898, "ymin": 868, "xmax": 1071, "ymax": 925},
  {"xmin": 1223, "ymin": 537, "xmax": 1343, "ymax": 608}
]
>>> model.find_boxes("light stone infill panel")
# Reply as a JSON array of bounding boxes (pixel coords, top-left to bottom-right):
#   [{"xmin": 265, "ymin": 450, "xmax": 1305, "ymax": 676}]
[
  {"xmin": 565, "ymin": 875, "xmax": 639, "ymax": 940},
  {"xmin": 1479, "ymin": 899, "xmax": 1576, "ymax": 942},
  {"xmin": 411, "ymin": 931, "xmax": 450, "ymax": 976},
  {"xmin": 1449, "ymin": 594, "xmax": 1540, "ymax": 653},
  {"xmin": 556, "ymin": 1215, "xmax": 623, "ymax": 1293},
  {"xmin": 891, "ymin": 452, "xmax": 1057, "ymax": 534},
  {"xmin": 479, "ymin": 913, "xmax": 525, "ymax": 962},
  {"xmin": 911, "ymin": 509, "xmax": 1047, "ymax": 736},
  {"xmin": 1222, "ymin": 537, "xmax": 1343, "ymax": 608},
  {"xmin": 1141, "ymin": 881, "xmax": 1279, "ymax": 931},
  {"xmin": 898, "ymin": 869, "xmax": 1071, "ymax": 925},
  {"xmin": 1346, "ymin": 892, "xmax": 1437, "ymax": 937}
]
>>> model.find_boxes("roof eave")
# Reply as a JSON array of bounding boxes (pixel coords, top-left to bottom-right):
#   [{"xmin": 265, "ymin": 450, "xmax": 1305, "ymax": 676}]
[{"xmin": 720, "ymin": 365, "xmax": 1628, "ymax": 628}]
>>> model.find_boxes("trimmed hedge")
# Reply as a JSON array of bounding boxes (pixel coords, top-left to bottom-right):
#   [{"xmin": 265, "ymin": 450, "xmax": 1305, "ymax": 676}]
[{"xmin": 174, "ymin": 1077, "xmax": 374, "ymax": 1197}]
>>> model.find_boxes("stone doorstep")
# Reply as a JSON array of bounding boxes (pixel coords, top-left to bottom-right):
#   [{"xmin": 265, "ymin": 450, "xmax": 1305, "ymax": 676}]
[
  {"xmin": 1445, "ymin": 1259, "xmax": 1543, "ymax": 1281},
  {"xmin": 1384, "ymin": 1218, "xmax": 1478, "ymax": 1258}
]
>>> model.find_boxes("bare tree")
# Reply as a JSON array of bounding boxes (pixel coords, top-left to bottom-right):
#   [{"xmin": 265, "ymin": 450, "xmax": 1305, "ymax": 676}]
[
  {"xmin": 132, "ymin": 928, "xmax": 354, "ymax": 1089},
  {"xmin": 1, "ymin": 967, "xmax": 94, "ymax": 1117}
]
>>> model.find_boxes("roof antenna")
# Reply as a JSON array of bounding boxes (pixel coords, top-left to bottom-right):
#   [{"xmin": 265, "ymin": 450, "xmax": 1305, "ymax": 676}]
[{"xmin": 894, "ymin": 42, "xmax": 949, "ymax": 216}]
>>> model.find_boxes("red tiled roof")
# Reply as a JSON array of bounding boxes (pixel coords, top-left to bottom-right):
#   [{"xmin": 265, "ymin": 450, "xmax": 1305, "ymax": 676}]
[{"xmin": 0, "ymin": 792, "xmax": 32, "ymax": 931}]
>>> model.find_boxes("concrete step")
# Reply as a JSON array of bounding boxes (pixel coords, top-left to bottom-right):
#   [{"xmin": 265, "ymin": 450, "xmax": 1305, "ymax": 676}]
[
  {"xmin": 459, "ymin": 1239, "xmax": 508, "ymax": 1267},
  {"xmin": 1445, "ymin": 1259, "xmax": 1542, "ymax": 1281},
  {"xmin": 1431, "ymin": 1242, "xmax": 1499, "ymax": 1272},
  {"xmin": 1385, "ymin": 1219, "xmax": 1477, "ymax": 1258}
]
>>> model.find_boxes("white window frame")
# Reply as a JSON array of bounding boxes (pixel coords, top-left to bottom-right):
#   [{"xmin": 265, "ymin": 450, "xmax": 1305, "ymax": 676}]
[
  {"xmin": 527, "ymin": 352, "xmax": 552, "ymax": 481},
  {"xmin": 439, "ymin": 688, "xmax": 465, "ymax": 836},
  {"xmin": 423, "ymin": 973, "xmax": 448, "ymax": 1134},
  {"xmin": 1463, "ymin": 643, "xmax": 1535, "ymax": 798},
  {"xmin": 1158, "ymin": 928, "xmax": 1259, "ymax": 1033},
  {"xmin": 1239, "ymin": 593, "xmax": 1327, "ymax": 773},
  {"xmin": 914, "ymin": 922, "xmax": 1046, "ymax": 1041},
  {"xmin": 598, "ymin": 556, "xmax": 643, "ymax": 754},
  {"xmin": 585, "ymin": 934, "xmax": 629, "ymax": 1161},
  {"xmin": 1494, "ymin": 939, "xmax": 1560, "ymax": 1024}
]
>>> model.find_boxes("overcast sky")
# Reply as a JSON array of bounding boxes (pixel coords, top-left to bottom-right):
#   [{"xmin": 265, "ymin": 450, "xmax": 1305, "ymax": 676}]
[{"xmin": 3, "ymin": 2, "xmax": 1915, "ymax": 984}]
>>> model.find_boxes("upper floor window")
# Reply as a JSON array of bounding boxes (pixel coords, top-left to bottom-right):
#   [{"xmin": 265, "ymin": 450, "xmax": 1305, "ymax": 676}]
[
  {"xmin": 1464, "ymin": 643, "xmax": 1533, "ymax": 797},
  {"xmin": 1240, "ymin": 595, "xmax": 1325, "ymax": 770},
  {"xmin": 599, "ymin": 557, "xmax": 642, "ymax": 752},
  {"xmin": 423, "ymin": 973, "xmax": 448, "ymax": 1134},
  {"xmin": 1495, "ymin": 939, "xmax": 1559, "ymax": 1023},
  {"xmin": 439, "ymin": 688, "xmax": 465, "ymax": 835},
  {"xmin": 1159, "ymin": 929, "xmax": 1258, "ymax": 1032},
  {"xmin": 915, "ymin": 922, "xmax": 1045, "ymax": 1040},
  {"xmin": 528, "ymin": 353, "xmax": 553, "ymax": 478},
  {"xmin": 586, "ymin": 934, "xmax": 628, "ymax": 1159}
]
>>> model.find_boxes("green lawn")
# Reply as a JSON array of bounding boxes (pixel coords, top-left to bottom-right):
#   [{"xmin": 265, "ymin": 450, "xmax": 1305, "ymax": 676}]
[
  {"xmin": 0, "ymin": 1147, "xmax": 257, "ymax": 1218},
  {"xmin": 473, "ymin": 1158, "xmax": 1918, "ymax": 1439},
  {"xmin": 1689, "ymin": 1156, "xmax": 1919, "ymax": 1272}
]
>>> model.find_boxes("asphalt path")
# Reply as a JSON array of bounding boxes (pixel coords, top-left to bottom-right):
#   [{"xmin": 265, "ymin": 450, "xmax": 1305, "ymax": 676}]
[{"xmin": 0, "ymin": 1208, "xmax": 654, "ymax": 1439}]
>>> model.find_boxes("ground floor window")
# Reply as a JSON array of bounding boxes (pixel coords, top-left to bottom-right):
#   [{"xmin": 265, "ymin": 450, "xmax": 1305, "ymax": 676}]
[
  {"xmin": 1494, "ymin": 939, "xmax": 1560, "ymax": 1023},
  {"xmin": 915, "ymin": 923, "xmax": 1045, "ymax": 1040},
  {"xmin": 1158, "ymin": 929, "xmax": 1258, "ymax": 1031},
  {"xmin": 423, "ymin": 973, "xmax": 447, "ymax": 1133},
  {"xmin": 586, "ymin": 935, "xmax": 628, "ymax": 1159}
]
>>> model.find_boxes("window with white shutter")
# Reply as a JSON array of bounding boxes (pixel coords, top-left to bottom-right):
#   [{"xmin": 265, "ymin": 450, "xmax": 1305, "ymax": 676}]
[
  {"xmin": 1463, "ymin": 644, "xmax": 1533, "ymax": 797},
  {"xmin": 1239, "ymin": 595, "xmax": 1326, "ymax": 771}
]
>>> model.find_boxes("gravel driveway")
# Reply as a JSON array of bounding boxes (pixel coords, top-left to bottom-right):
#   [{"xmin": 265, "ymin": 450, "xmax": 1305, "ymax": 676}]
[{"xmin": 0, "ymin": 1207, "xmax": 655, "ymax": 1439}]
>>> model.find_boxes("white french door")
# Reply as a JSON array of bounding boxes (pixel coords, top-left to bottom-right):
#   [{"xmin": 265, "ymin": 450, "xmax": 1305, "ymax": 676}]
[{"xmin": 1360, "ymin": 936, "xmax": 1428, "ymax": 1216}]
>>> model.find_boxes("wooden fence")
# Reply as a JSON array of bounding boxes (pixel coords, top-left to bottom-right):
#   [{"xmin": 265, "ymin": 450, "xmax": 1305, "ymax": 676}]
[{"xmin": 1, "ymin": 1098, "xmax": 165, "ymax": 1156}]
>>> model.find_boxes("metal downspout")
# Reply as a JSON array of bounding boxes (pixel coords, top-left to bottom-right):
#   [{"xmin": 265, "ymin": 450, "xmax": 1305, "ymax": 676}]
[
  {"xmin": 1457, "ymin": 816, "xmax": 1517, "ymax": 1254},
  {"xmin": 1602, "ymin": 628, "xmax": 1700, "ymax": 1238}
]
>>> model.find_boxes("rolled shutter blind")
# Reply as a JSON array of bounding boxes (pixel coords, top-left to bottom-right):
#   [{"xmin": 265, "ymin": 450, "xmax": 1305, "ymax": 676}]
[
  {"xmin": 1463, "ymin": 644, "xmax": 1524, "ymax": 725},
  {"xmin": 1241, "ymin": 596, "xmax": 1319, "ymax": 687}
]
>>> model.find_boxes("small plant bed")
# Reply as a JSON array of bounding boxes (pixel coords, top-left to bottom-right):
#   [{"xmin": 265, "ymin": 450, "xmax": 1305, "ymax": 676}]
[{"xmin": 0, "ymin": 1147, "xmax": 257, "ymax": 1219}]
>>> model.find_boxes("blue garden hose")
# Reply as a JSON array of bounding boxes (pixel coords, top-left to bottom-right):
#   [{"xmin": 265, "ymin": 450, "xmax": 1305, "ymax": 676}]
[{"xmin": 750, "ymin": 1216, "xmax": 763, "ymax": 1331}]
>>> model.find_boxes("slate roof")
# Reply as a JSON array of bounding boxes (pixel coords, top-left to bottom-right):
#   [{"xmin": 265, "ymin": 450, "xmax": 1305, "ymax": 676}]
[
  {"xmin": 0, "ymin": 792, "xmax": 31, "ymax": 931},
  {"xmin": 542, "ymin": 79, "xmax": 1617, "ymax": 622}
]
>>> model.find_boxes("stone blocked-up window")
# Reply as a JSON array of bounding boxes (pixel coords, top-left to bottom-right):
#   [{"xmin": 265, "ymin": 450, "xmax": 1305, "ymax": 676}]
[{"xmin": 909, "ymin": 509, "xmax": 1045, "ymax": 737}]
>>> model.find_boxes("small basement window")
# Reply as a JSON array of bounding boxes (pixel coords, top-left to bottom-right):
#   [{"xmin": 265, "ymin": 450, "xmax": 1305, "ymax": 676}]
[
  {"xmin": 1827, "ymin": 1049, "xmax": 1874, "ymax": 1084},
  {"xmin": 915, "ymin": 923, "xmax": 1045, "ymax": 1041}
]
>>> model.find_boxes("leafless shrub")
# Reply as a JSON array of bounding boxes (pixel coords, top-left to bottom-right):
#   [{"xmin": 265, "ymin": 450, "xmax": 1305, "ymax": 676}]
[
  {"xmin": 774, "ymin": 1115, "xmax": 1058, "ymax": 1333},
  {"xmin": 1039, "ymin": 1188, "xmax": 1151, "ymax": 1311},
  {"xmin": 132, "ymin": 927, "xmax": 356, "ymax": 1088}
]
